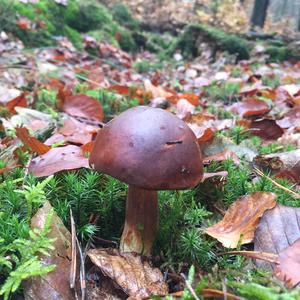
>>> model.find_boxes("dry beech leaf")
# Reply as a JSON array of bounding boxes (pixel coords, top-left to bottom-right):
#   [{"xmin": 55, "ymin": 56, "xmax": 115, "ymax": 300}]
[
  {"xmin": 16, "ymin": 127, "xmax": 51, "ymax": 155},
  {"xmin": 87, "ymin": 248, "xmax": 168, "ymax": 299},
  {"xmin": 274, "ymin": 238, "xmax": 300, "ymax": 288},
  {"xmin": 179, "ymin": 93, "xmax": 200, "ymax": 106},
  {"xmin": 277, "ymin": 106, "xmax": 300, "ymax": 129},
  {"xmin": 188, "ymin": 124, "xmax": 214, "ymax": 143},
  {"xmin": 254, "ymin": 204, "xmax": 300, "ymax": 270},
  {"xmin": 231, "ymin": 98, "xmax": 270, "ymax": 117},
  {"xmin": 23, "ymin": 201, "xmax": 77, "ymax": 300},
  {"xmin": 176, "ymin": 99, "xmax": 195, "ymax": 119},
  {"xmin": 144, "ymin": 79, "xmax": 172, "ymax": 100},
  {"xmin": 203, "ymin": 149, "xmax": 240, "ymax": 165},
  {"xmin": 58, "ymin": 117, "xmax": 99, "ymax": 145},
  {"xmin": 61, "ymin": 94, "xmax": 104, "ymax": 121},
  {"xmin": 250, "ymin": 119, "xmax": 284, "ymax": 140},
  {"xmin": 205, "ymin": 192, "xmax": 277, "ymax": 248},
  {"xmin": 28, "ymin": 145, "xmax": 90, "ymax": 177},
  {"xmin": 202, "ymin": 171, "xmax": 228, "ymax": 181}
]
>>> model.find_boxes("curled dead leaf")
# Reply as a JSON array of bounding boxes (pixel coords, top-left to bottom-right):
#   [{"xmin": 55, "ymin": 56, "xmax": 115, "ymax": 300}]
[
  {"xmin": 87, "ymin": 248, "xmax": 168, "ymax": 299},
  {"xmin": 23, "ymin": 201, "xmax": 77, "ymax": 300},
  {"xmin": 231, "ymin": 98, "xmax": 270, "ymax": 118},
  {"xmin": 274, "ymin": 238, "xmax": 300, "ymax": 288},
  {"xmin": 205, "ymin": 192, "xmax": 277, "ymax": 248},
  {"xmin": 16, "ymin": 127, "xmax": 50, "ymax": 155}
]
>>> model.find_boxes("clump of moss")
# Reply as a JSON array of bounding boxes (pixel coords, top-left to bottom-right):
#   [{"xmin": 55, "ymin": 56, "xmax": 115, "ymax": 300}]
[
  {"xmin": 167, "ymin": 23, "xmax": 250, "ymax": 60},
  {"xmin": 0, "ymin": 0, "xmax": 138, "ymax": 51},
  {"xmin": 112, "ymin": 3, "xmax": 139, "ymax": 30},
  {"xmin": 66, "ymin": 0, "xmax": 112, "ymax": 33}
]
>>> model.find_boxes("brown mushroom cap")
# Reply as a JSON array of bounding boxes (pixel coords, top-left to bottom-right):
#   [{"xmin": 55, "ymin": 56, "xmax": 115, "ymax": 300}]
[{"xmin": 89, "ymin": 106, "xmax": 203, "ymax": 190}]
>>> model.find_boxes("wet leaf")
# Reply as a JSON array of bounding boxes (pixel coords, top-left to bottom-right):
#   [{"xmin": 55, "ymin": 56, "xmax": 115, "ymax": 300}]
[
  {"xmin": 231, "ymin": 98, "xmax": 270, "ymax": 117},
  {"xmin": 254, "ymin": 205, "xmax": 300, "ymax": 270},
  {"xmin": 23, "ymin": 201, "xmax": 77, "ymax": 300},
  {"xmin": 205, "ymin": 192, "xmax": 277, "ymax": 248},
  {"xmin": 250, "ymin": 119, "xmax": 284, "ymax": 140},
  {"xmin": 87, "ymin": 248, "xmax": 168, "ymax": 298},
  {"xmin": 15, "ymin": 127, "xmax": 50, "ymax": 155},
  {"xmin": 61, "ymin": 94, "xmax": 104, "ymax": 121},
  {"xmin": 274, "ymin": 238, "xmax": 300, "ymax": 288},
  {"xmin": 28, "ymin": 145, "xmax": 90, "ymax": 177},
  {"xmin": 57, "ymin": 117, "xmax": 99, "ymax": 145}
]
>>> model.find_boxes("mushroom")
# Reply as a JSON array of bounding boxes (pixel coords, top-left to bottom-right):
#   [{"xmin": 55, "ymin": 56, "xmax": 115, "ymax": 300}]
[{"xmin": 89, "ymin": 106, "xmax": 203, "ymax": 255}]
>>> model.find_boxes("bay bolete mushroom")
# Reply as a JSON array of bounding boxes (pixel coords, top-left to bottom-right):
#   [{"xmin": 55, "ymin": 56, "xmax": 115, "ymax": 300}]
[{"xmin": 89, "ymin": 106, "xmax": 203, "ymax": 255}]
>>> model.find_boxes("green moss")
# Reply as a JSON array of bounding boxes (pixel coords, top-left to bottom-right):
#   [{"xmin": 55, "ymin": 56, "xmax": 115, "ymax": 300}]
[
  {"xmin": 167, "ymin": 23, "xmax": 250, "ymax": 60},
  {"xmin": 265, "ymin": 46, "xmax": 290, "ymax": 62},
  {"xmin": 0, "ymin": 0, "xmax": 137, "ymax": 51},
  {"xmin": 205, "ymin": 81, "xmax": 241, "ymax": 103},
  {"xmin": 112, "ymin": 3, "xmax": 139, "ymax": 29},
  {"xmin": 66, "ymin": 0, "xmax": 112, "ymax": 33}
]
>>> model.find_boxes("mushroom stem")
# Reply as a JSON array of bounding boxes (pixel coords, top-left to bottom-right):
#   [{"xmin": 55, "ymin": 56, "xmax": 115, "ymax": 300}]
[{"xmin": 120, "ymin": 185, "xmax": 158, "ymax": 255}]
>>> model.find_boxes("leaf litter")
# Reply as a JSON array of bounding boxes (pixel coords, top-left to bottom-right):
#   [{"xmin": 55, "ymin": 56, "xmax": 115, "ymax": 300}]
[{"xmin": 1, "ymin": 7, "xmax": 300, "ymax": 299}]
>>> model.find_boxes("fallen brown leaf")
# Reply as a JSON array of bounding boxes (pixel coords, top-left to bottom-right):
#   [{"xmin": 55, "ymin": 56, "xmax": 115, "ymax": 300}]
[
  {"xmin": 23, "ymin": 201, "xmax": 77, "ymax": 300},
  {"xmin": 254, "ymin": 204, "xmax": 300, "ymax": 270},
  {"xmin": 28, "ymin": 145, "xmax": 90, "ymax": 177},
  {"xmin": 203, "ymin": 149, "xmax": 240, "ymax": 165},
  {"xmin": 231, "ymin": 98, "xmax": 270, "ymax": 117},
  {"xmin": 144, "ymin": 79, "xmax": 172, "ymax": 100},
  {"xmin": 274, "ymin": 238, "xmax": 300, "ymax": 288},
  {"xmin": 87, "ymin": 248, "xmax": 168, "ymax": 299},
  {"xmin": 61, "ymin": 94, "xmax": 104, "ymax": 121},
  {"xmin": 205, "ymin": 192, "xmax": 277, "ymax": 248},
  {"xmin": 250, "ymin": 119, "xmax": 284, "ymax": 140}
]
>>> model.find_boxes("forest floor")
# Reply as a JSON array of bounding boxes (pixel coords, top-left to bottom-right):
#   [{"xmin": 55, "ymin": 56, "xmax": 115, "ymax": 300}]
[{"xmin": 0, "ymin": 1, "xmax": 300, "ymax": 300}]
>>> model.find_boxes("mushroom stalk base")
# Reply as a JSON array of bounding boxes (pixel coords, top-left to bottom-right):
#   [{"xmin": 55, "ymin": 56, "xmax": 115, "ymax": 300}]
[{"xmin": 120, "ymin": 185, "xmax": 158, "ymax": 256}]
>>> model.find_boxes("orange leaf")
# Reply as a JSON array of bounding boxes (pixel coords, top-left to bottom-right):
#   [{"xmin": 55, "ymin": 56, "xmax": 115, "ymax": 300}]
[
  {"xmin": 16, "ymin": 127, "xmax": 50, "ymax": 155},
  {"xmin": 5, "ymin": 93, "xmax": 28, "ymax": 114},
  {"xmin": 205, "ymin": 192, "xmax": 277, "ymax": 248},
  {"xmin": 180, "ymin": 93, "xmax": 200, "ymax": 106},
  {"xmin": 81, "ymin": 141, "xmax": 94, "ymax": 155}
]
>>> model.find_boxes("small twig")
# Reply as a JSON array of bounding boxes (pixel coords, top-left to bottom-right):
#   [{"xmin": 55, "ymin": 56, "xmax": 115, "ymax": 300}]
[
  {"xmin": 22, "ymin": 154, "xmax": 32, "ymax": 188},
  {"xmin": 254, "ymin": 167, "xmax": 300, "ymax": 199},
  {"xmin": 70, "ymin": 210, "xmax": 77, "ymax": 289},
  {"xmin": 180, "ymin": 273, "xmax": 200, "ymax": 300},
  {"xmin": 76, "ymin": 237, "xmax": 86, "ymax": 300}
]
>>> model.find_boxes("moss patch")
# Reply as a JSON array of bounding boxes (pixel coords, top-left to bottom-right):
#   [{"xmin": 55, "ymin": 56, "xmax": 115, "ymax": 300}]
[{"xmin": 167, "ymin": 23, "xmax": 250, "ymax": 60}]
